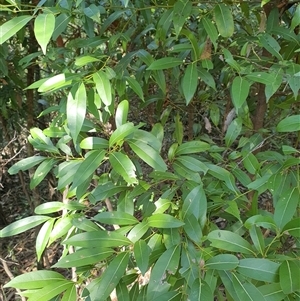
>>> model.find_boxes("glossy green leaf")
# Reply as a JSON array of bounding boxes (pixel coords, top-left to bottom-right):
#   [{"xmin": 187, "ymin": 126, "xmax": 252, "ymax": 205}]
[
  {"xmin": 173, "ymin": 0, "xmax": 192, "ymax": 38},
  {"xmin": 8, "ymin": 156, "xmax": 46, "ymax": 175},
  {"xmin": 67, "ymin": 83, "xmax": 86, "ymax": 144},
  {"xmin": 183, "ymin": 214, "xmax": 202, "ymax": 244},
  {"xmin": 53, "ymin": 247, "xmax": 114, "ymax": 268},
  {"xmin": 93, "ymin": 211, "xmax": 138, "ymax": 226},
  {"xmin": 202, "ymin": 17, "xmax": 218, "ymax": 49},
  {"xmin": 34, "ymin": 13, "xmax": 55, "ymax": 54},
  {"xmin": 147, "ymin": 57, "xmax": 183, "ymax": 70},
  {"xmin": 116, "ymin": 281, "xmax": 130, "ymax": 301},
  {"xmin": 232, "ymin": 272, "xmax": 266, "ymax": 301},
  {"xmin": 80, "ymin": 137, "xmax": 109, "ymax": 150},
  {"xmin": 49, "ymin": 216, "xmax": 73, "ymax": 244},
  {"xmin": 175, "ymin": 155, "xmax": 208, "ymax": 174},
  {"xmin": 182, "ymin": 63, "xmax": 198, "ymax": 105},
  {"xmin": 276, "ymin": 115, "xmax": 300, "ymax": 132},
  {"xmin": 37, "ymin": 73, "xmax": 75, "ymax": 93},
  {"xmin": 109, "ymin": 122, "xmax": 136, "ymax": 147},
  {"xmin": 93, "ymin": 70, "xmax": 112, "ymax": 106},
  {"xmin": 175, "ymin": 141, "xmax": 210, "ymax": 155},
  {"xmin": 279, "ymin": 260, "xmax": 300, "ymax": 294},
  {"xmin": 115, "ymin": 99, "xmax": 129, "ymax": 128},
  {"xmin": 214, "ymin": 4, "xmax": 234, "ymax": 38},
  {"xmin": 128, "ymin": 139, "xmax": 167, "ymax": 171},
  {"xmin": 265, "ymin": 67, "xmax": 283, "ymax": 101},
  {"xmin": 134, "ymin": 240, "xmax": 151, "ymax": 275},
  {"xmin": 242, "ymin": 152, "xmax": 259, "ymax": 174},
  {"xmin": 198, "ymin": 67, "xmax": 216, "ymax": 90},
  {"xmin": 61, "ymin": 285, "xmax": 77, "ymax": 301},
  {"xmin": 63, "ymin": 231, "xmax": 131, "ymax": 248},
  {"xmin": 291, "ymin": 4, "xmax": 300, "ymax": 30},
  {"xmin": 75, "ymin": 55, "xmax": 100, "ymax": 67},
  {"xmin": 259, "ymin": 33, "xmax": 282, "ymax": 60},
  {"xmin": 147, "ymin": 245, "xmax": 181, "ymax": 300},
  {"xmin": 225, "ymin": 118, "xmax": 243, "ymax": 147},
  {"xmin": 57, "ymin": 160, "xmax": 81, "ymax": 191},
  {"xmin": 36, "ymin": 218, "xmax": 55, "ymax": 261},
  {"xmin": 27, "ymin": 281, "xmax": 73, "ymax": 301},
  {"xmin": 274, "ymin": 187, "xmax": 298, "ymax": 230},
  {"xmin": 207, "ymin": 230, "xmax": 254, "ymax": 255},
  {"xmin": 223, "ymin": 48, "xmax": 241, "ymax": 72},
  {"xmin": 237, "ymin": 259, "xmax": 279, "ymax": 282},
  {"xmin": 244, "ymin": 215, "xmax": 277, "ymax": 230},
  {"xmin": 87, "ymin": 252, "xmax": 129, "ymax": 301},
  {"xmin": 4, "ymin": 270, "xmax": 65, "ymax": 289},
  {"xmin": 30, "ymin": 158, "xmax": 57, "ymax": 189},
  {"xmin": 127, "ymin": 220, "xmax": 149, "ymax": 243},
  {"xmin": 126, "ymin": 77, "xmax": 144, "ymax": 101},
  {"xmin": 231, "ymin": 77, "xmax": 250, "ymax": 110},
  {"xmin": 52, "ymin": 13, "xmax": 70, "ymax": 40},
  {"xmin": 0, "ymin": 215, "xmax": 50, "ymax": 238},
  {"xmin": 182, "ymin": 184, "xmax": 205, "ymax": 220},
  {"xmin": 0, "ymin": 15, "xmax": 32, "ymax": 44},
  {"xmin": 71, "ymin": 216, "xmax": 100, "ymax": 232},
  {"xmin": 206, "ymin": 254, "xmax": 239, "ymax": 270},
  {"xmin": 282, "ymin": 217, "xmax": 300, "ymax": 237},
  {"xmin": 148, "ymin": 214, "xmax": 184, "ymax": 228},
  {"xmin": 109, "ymin": 152, "xmax": 138, "ymax": 184},
  {"xmin": 71, "ymin": 150, "xmax": 105, "ymax": 191},
  {"xmin": 89, "ymin": 182, "xmax": 128, "ymax": 203}
]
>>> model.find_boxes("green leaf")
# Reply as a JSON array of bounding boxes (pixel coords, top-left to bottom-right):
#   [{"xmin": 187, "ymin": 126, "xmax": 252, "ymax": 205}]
[
  {"xmin": 198, "ymin": 67, "xmax": 216, "ymax": 90},
  {"xmin": 175, "ymin": 141, "xmax": 210, "ymax": 155},
  {"xmin": 205, "ymin": 254, "xmax": 239, "ymax": 270},
  {"xmin": 115, "ymin": 99, "xmax": 129, "ymax": 128},
  {"xmin": 4, "ymin": 270, "xmax": 65, "ymax": 289},
  {"xmin": 8, "ymin": 156, "xmax": 46, "ymax": 175},
  {"xmin": 246, "ymin": 72, "xmax": 276, "ymax": 85},
  {"xmin": 80, "ymin": 137, "xmax": 109, "ymax": 150},
  {"xmin": 134, "ymin": 240, "xmax": 151, "ymax": 275},
  {"xmin": 249, "ymin": 225, "xmax": 265, "ymax": 255},
  {"xmin": 93, "ymin": 70, "xmax": 112, "ymax": 106},
  {"xmin": 30, "ymin": 158, "xmax": 57, "ymax": 189},
  {"xmin": 49, "ymin": 216, "xmax": 73, "ymax": 245},
  {"xmin": 116, "ymin": 281, "xmax": 130, "ymax": 301},
  {"xmin": 225, "ymin": 118, "xmax": 243, "ymax": 148},
  {"xmin": 125, "ymin": 77, "xmax": 144, "ymax": 102},
  {"xmin": 175, "ymin": 155, "xmax": 208, "ymax": 174},
  {"xmin": 109, "ymin": 122, "xmax": 136, "ymax": 147},
  {"xmin": 188, "ymin": 279, "xmax": 213, "ymax": 301},
  {"xmin": 242, "ymin": 152, "xmax": 259, "ymax": 175},
  {"xmin": 207, "ymin": 230, "xmax": 255, "ymax": 255},
  {"xmin": 259, "ymin": 33, "xmax": 282, "ymax": 60},
  {"xmin": 27, "ymin": 280, "xmax": 73, "ymax": 301},
  {"xmin": 52, "ymin": 13, "xmax": 70, "ymax": 40},
  {"xmin": 173, "ymin": 0, "xmax": 192, "ymax": 38},
  {"xmin": 291, "ymin": 4, "xmax": 300, "ymax": 30},
  {"xmin": 147, "ymin": 57, "xmax": 183, "ymax": 70},
  {"xmin": 147, "ymin": 245, "xmax": 181, "ymax": 300},
  {"xmin": 34, "ymin": 13, "xmax": 55, "ymax": 54},
  {"xmin": 237, "ymin": 259, "xmax": 279, "ymax": 282},
  {"xmin": 183, "ymin": 214, "xmax": 202, "ymax": 244},
  {"xmin": 61, "ymin": 285, "xmax": 77, "ymax": 301},
  {"xmin": 70, "ymin": 150, "xmax": 105, "ymax": 191},
  {"xmin": 282, "ymin": 217, "xmax": 300, "ymax": 237},
  {"xmin": 182, "ymin": 63, "xmax": 198, "ymax": 105},
  {"xmin": 72, "ymin": 216, "xmax": 100, "ymax": 232},
  {"xmin": 223, "ymin": 48, "xmax": 241, "ymax": 72},
  {"xmin": 0, "ymin": 15, "xmax": 32, "ymax": 44},
  {"xmin": 127, "ymin": 220, "xmax": 149, "ymax": 243},
  {"xmin": 63, "ymin": 231, "xmax": 131, "ymax": 248},
  {"xmin": 265, "ymin": 67, "xmax": 283, "ymax": 101},
  {"xmin": 93, "ymin": 211, "xmax": 138, "ymax": 226},
  {"xmin": 148, "ymin": 214, "xmax": 184, "ymax": 228},
  {"xmin": 214, "ymin": 4, "xmax": 234, "ymax": 38},
  {"xmin": 0, "ymin": 216, "xmax": 50, "ymax": 238},
  {"xmin": 276, "ymin": 115, "xmax": 300, "ymax": 132},
  {"xmin": 53, "ymin": 247, "xmax": 114, "ymax": 268},
  {"xmin": 75, "ymin": 55, "xmax": 100, "ymax": 67},
  {"xmin": 232, "ymin": 272, "xmax": 266, "ymax": 301},
  {"xmin": 244, "ymin": 215, "xmax": 277, "ymax": 231},
  {"xmin": 279, "ymin": 260, "xmax": 300, "ymax": 294},
  {"xmin": 258, "ymin": 283, "xmax": 285, "ymax": 301},
  {"xmin": 89, "ymin": 182, "xmax": 128, "ymax": 203},
  {"xmin": 182, "ymin": 185, "xmax": 205, "ymax": 220},
  {"xmin": 37, "ymin": 73, "xmax": 75, "ymax": 93},
  {"xmin": 128, "ymin": 139, "xmax": 167, "ymax": 171},
  {"xmin": 109, "ymin": 152, "xmax": 138, "ymax": 184},
  {"xmin": 274, "ymin": 187, "xmax": 298, "ymax": 230},
  {"xmin": 67, "ymin": 83, "xmax": 86, "ymax": 144},
  {"xmin": 231, "ymin": 77, "xmax": 250, "ymax": 110},
  {"xmin": 86, "ymin": 252, "xmax": 129, "ymax": 301},
  {"xmin": 35, "ymin": 219, "xmax": 55, "ymax": 261},
  {"xmin": 202, "ymin": 17, "xmax": 218, "ymax": 49},
  {"xmin": 57, "ymin": 160, "xmax": 81, "ymax": 191}
]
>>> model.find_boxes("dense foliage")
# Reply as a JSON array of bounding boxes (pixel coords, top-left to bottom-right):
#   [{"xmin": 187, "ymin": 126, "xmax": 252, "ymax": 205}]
[{"xmin": 0, "ymin": 0, "xmax": 300, "ymax": 300}]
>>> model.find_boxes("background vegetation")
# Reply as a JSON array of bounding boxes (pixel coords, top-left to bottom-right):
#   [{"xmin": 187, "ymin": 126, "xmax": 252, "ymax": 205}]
[{"xmin": 0, "ymin": 0, "xmax": 299, "ymax": 300}]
